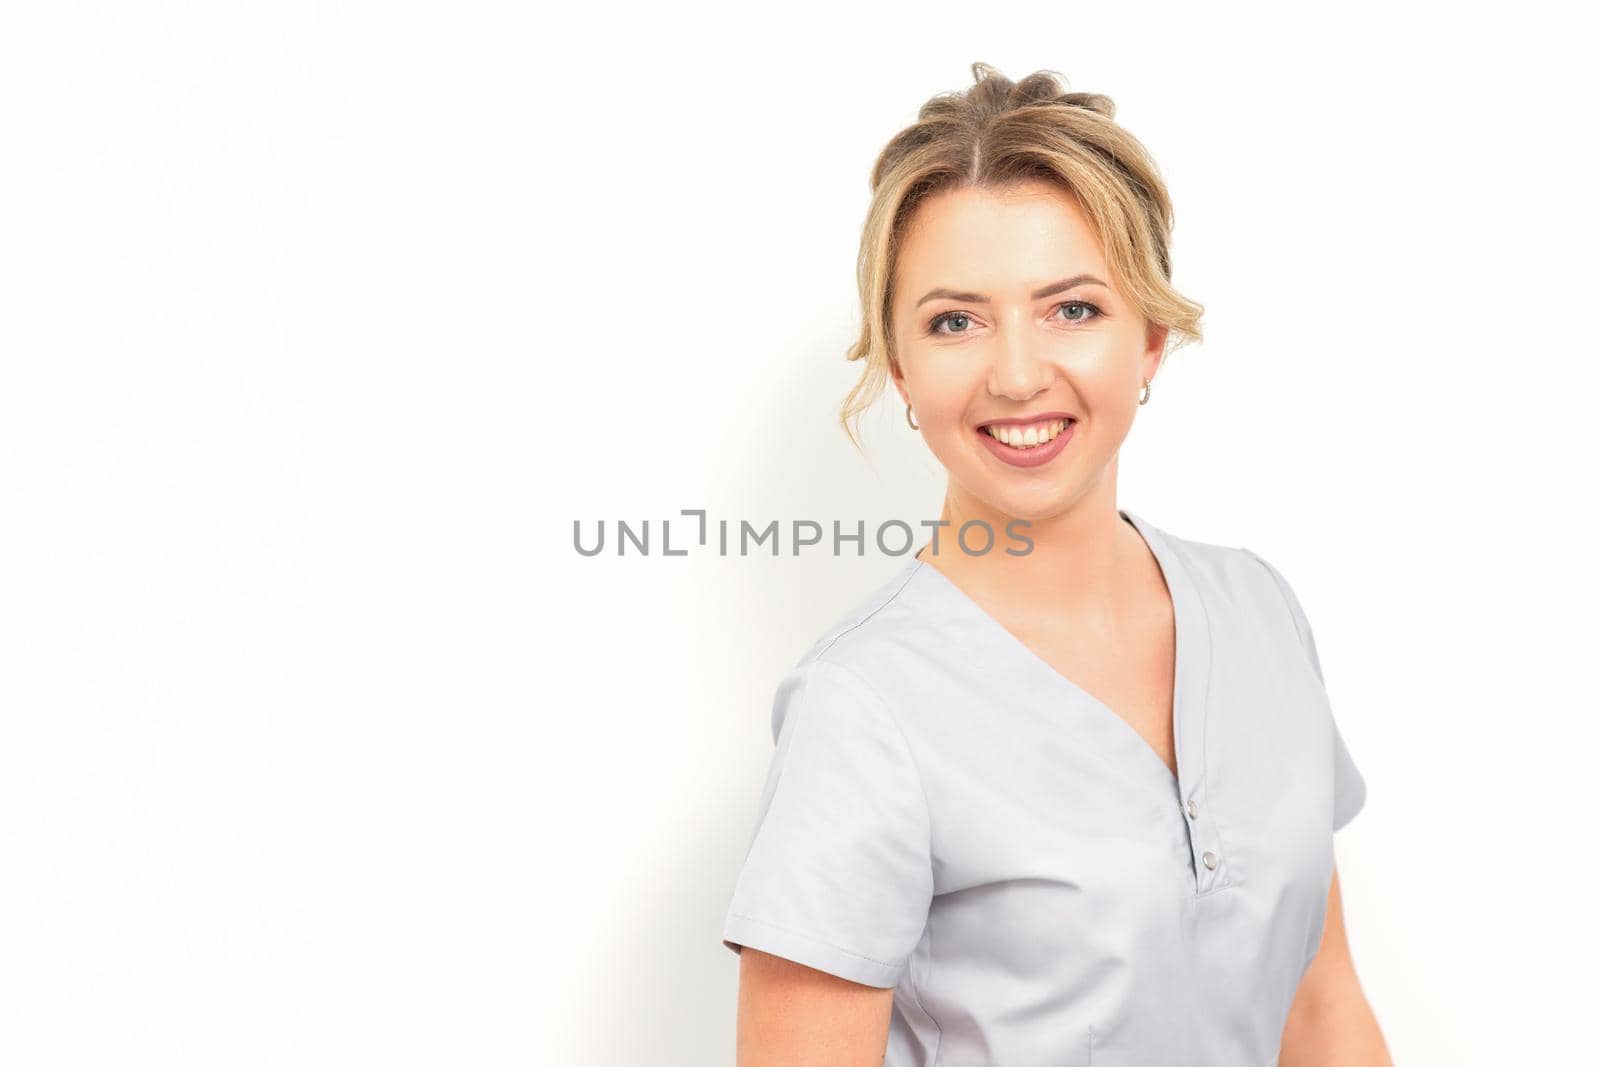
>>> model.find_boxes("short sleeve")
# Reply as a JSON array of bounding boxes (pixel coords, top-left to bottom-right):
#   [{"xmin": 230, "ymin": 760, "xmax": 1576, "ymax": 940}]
[
  {"xmin": 1244, "ymin": 548, "xmax": 1369, "ymax": 833},
  {"xmin": 720, "ymin": 659, "xmax": 933, "ymax": 988}
]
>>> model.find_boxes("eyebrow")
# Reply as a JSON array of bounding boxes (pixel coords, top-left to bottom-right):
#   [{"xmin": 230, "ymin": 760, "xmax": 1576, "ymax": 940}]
[{"xmin": 914, "ymin": 273, "xmax": 1110, "ymax": 308}]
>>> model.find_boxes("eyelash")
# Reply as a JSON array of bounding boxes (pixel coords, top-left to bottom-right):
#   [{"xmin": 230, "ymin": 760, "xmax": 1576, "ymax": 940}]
[{"xmin": 926, "ymin": 299, "xmax": 1104, "ymax": 336}]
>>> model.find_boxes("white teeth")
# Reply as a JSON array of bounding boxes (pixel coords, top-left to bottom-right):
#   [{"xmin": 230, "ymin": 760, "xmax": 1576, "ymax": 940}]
[{"xmin": 984, "ymin": 418, "xmax": 1070, "ymax": 449}]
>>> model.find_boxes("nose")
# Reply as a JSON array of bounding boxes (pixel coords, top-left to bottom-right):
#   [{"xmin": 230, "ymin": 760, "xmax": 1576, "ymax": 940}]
[{"xmin": 986, "ymin": 324, "xmax": 1054, "ymax": 402}]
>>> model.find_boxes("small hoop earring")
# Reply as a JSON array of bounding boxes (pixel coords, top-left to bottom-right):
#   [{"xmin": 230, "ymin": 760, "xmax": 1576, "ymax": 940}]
[
  {"xmin": 905, "ymin": 403, "xmax": 919, "ymax": 430},
  {"xmin": 1138, "ymin": 377, "xmax": 1152, "ymax": 405}
]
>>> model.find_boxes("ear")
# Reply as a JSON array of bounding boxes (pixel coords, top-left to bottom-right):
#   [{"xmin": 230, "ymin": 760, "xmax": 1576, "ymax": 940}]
[
  {"xmin": 889, "ymin": 356, "xmax": 910, "ymax": 408},
  {"xmin": 1143, "ymin": 324, "xmax": 1169, "ymax": 380}
]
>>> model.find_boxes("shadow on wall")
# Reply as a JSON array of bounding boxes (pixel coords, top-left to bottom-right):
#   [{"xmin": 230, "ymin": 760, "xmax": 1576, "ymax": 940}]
[{"xmin": 573, "ymin": 338, "xmax": 946, "ymax": 1065}]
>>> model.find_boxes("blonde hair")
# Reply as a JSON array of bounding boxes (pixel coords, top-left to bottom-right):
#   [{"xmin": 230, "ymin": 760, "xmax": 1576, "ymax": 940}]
[{"xmin": 839, "ymin": 62, "xmax": 1206, "ymax": 451}]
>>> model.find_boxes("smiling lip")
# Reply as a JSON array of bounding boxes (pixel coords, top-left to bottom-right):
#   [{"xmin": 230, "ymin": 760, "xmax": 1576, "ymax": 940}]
[
  {"xmin": 976, "ymin": 417, "xmax": 1076, "ymax": 469},
  {"xmin": 977, "ymin": 411, "xmax": 1077, "ymax": 428}
]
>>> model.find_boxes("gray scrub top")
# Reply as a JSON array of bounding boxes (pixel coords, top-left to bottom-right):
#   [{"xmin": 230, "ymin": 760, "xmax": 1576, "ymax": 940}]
[{"xmin": 720, "ymin": 509, "xmax": 1368, "ymax": 1067}]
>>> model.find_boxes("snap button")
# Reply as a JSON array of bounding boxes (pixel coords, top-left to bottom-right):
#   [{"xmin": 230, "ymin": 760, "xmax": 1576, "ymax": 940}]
[
  {"xmin": 1185, "ymin": 799, "xmax": 1198, "ymax": 819},
  {"xmin": 1201, "ymin": 850, "xmax": 1217, "ymax": 870}
]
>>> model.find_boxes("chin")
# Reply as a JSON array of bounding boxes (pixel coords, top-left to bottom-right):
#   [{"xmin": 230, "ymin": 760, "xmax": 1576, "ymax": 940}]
[{"xmin": 958, "ymin": 473, "xmax": 1079, "ymax": 524}]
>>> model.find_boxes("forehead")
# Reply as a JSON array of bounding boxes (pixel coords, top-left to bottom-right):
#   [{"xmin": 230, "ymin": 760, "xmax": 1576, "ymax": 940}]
[{"xmin": 895, "ymin": 182, "xmax": 1109, "ymax": 295}]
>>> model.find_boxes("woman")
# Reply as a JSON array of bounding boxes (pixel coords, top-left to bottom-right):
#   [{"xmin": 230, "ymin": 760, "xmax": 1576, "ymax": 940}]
[{"xmin": 720, "ymin": 63, "xmax": 1391, "ymax": 1066}]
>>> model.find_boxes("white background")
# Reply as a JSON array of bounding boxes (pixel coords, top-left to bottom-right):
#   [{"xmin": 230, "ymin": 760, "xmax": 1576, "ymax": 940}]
[{"xmin": 2, "ymin": 2, "xmax": 1594, "ymax": 1064}]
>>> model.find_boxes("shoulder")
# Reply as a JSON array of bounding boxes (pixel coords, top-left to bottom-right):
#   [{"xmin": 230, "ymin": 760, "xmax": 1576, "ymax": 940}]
[
  {"xmin": 1233, "ymin": 542, "xmax": 1315, "ymax": 638},
  {"xmin": 789, "ymin": 558, "xmax": 945, "ymax": 677},
  {"xmin": 1143, "ymin": 516, "xmax": 1328, "ymax": 686},
  {"xmin": 1141, "ymin": 516, "xmax": 1300, "ymax": 616},
  {"xmin": 759, "ymin": 559, "xmax": 950, "ymax": 738},
  {"xmin": 1151, "ymin": 517, "xmax": 1327, "ymax": 676}
]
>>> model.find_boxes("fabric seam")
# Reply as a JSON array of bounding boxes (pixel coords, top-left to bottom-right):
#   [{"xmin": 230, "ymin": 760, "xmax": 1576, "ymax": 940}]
[
  {"xmin": 1157, "ymin": 524, "xmax": 1235, "ymax": 898},
  {"xmin": 812, "ymin": 561, "xmax": 923, "ymax": 660},
  {"xmin": 807, "ymin": 657, "xmax": 935, "ymax": 870},
  {"xmin": 1241, "ymin": 547, "xmax": 1319, "ymax": 680},
  {"xmin": 727, "ymin": 911, "xmax": 902, "ymax": 970},
  {"xmin": 1242, "ymin": 545, "xmax": 1364, "ymax": 835},
  {"xmin": 806, "ymin": 657, "xmax": 943, "ymax": 1055}
]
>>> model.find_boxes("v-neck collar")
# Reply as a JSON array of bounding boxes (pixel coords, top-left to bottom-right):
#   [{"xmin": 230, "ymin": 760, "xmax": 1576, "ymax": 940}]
[{"xmin": 904, "ymin": 508, "xmax": 1214, "ymax": 808}]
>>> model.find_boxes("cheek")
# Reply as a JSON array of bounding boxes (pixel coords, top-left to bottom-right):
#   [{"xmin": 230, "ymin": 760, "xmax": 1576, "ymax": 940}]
[
  {"xmin": 904, "ymin": 361, "xmax": 983, "ymax": 425},
  {"xmin": 1065, "ymin": 339, "xmax": 1145, "ymax": 415},
  {"xmin": 1078, "ymin": 363, "xmax": 1137, "ymax": 414},
  {"xmin": 921, "ymin": 388, "xmax": 974, "ymax": 427}
]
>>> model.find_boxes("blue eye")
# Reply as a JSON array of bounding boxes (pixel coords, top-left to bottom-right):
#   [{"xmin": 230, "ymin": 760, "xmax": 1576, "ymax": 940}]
[
  {"xmin": 928, "ymin": 311, "xmax": 975, "ymax": 335},
  {"xmin": 926, "ymin": 299, "xmax": 1104, "ymax": 336},
  {"xmin": 1052, "ymin": 299, "xmax": 1103, "ymax": 324}
]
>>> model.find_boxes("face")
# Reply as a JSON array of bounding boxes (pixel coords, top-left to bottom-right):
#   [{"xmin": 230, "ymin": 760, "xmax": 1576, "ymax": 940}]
[{"xmin": 889, "ymin": 179, "xmax": 1167, "ymax": 524}]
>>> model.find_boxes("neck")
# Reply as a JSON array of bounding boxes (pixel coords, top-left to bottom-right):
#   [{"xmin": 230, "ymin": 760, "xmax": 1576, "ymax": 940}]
[{"xmin": 914, "ymin": 466, "xmax": 1142, "ymax": 615}]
